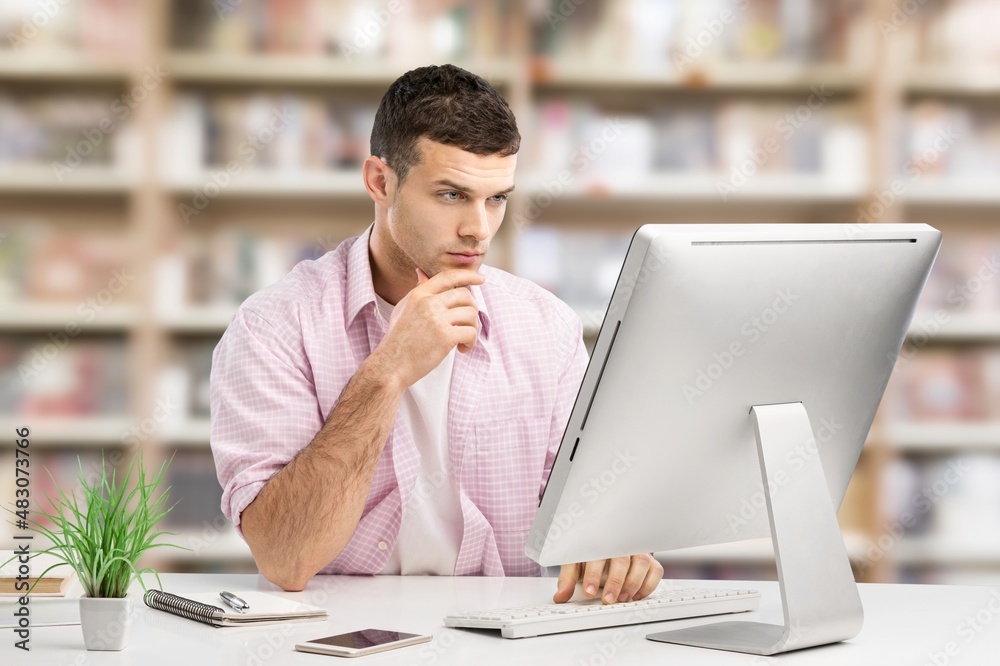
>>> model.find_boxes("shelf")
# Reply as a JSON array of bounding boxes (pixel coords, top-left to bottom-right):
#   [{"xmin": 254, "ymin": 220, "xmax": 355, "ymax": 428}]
[
  {"xmin": 882, "ymin": 422, "xmax": 1000, "ymax": 452},
  {"xmin": 0, "ymin": 303, "xmax": 137, "ymax": 332},
  {"xmin": 167, "ymin": 52, "xmax": 515, "ymax": 87},
  {"xmin": 0, "ymin": 417, "xmax": 131, "ymax": 447},
  {"xmin": 0, "ymin": 55, "xmax": 129, "ymax": 83},
  {"xmin": 161, "ymin": 420, "xmax": 211, "ymax": 447},
  {"xmin": 893, "ymin": 537, "xmax": 1000, "ymax": 566},
  {"xmin": 907, "ymin": 313, "xmax": 1000, "ymax": 342},
  {"xmin": 166, "ymin": 169, "xmax": 367, "ymax": 199},
  {"xmin": 158, "ymin": 305, "xmax": 237, "ymax": 334},
  {"xmin": 908, "ymin": 66, "xmax": 1000, "ymax": 97},
  {"xmin": 533, "ymin": 60, "xmax": 865, "ymax": 93},
  {"xmin": 0, "ymin": 165, "xmax": 134, "ymax": 195},
  {"xmin": 521, "ymin": 173, "xmax": 867, "ymax": 206},
  {"xmin": 904, "ymin": 181, "xmax": 1000, "ymax": 206}
]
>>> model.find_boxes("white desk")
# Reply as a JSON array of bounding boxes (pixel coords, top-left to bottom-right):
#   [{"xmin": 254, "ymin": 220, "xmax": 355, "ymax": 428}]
[{"xmin": 5, "ymin": 574, "xmax": 1000, "ymax": 665}]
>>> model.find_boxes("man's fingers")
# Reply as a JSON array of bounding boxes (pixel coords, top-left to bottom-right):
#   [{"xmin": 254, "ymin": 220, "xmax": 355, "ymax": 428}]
[
  {"xmin": 553, "ymin": 563, "xmax": 580, "ymax": 603},
  {"xmin": 451, "ymin": 324, "xmax": 478, "ymax": 352},
  {"xmin": 634, "ymin": 557, "xmax": 664, "ymax": 601},
  {"xmin": 436, "ymin": 287, "xmax": 478, "ymax": 309},
  {"xmin": 582, "ymin": 560, "xmax": 606, "ymax": 598},
  {"xmin": 418, "ymin": 268, "xmax": 485, "ymax": 294},
  {"xmin": 445, "ymin": 306, "xmax": 479, "ymax": 327},
  {"xmin": 618, "ymin": 555, "xmax": 653, "ymax": 602},
  {"xmin": 416, "ymin": 267, "xmax": 430, "ymax": 284},
  {"xmin": 601, "ymin": 556, "xmax": 631, "ymax": 605}
]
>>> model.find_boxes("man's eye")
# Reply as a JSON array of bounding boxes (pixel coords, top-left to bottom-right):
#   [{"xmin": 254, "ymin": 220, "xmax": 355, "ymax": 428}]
[
  {"xmin": 442, "ymin": 192, "xmax": 462, "ymax": 201},
  {"xmin": 491, "ymin": 194, "xmax": 509, "ymax": 203}
]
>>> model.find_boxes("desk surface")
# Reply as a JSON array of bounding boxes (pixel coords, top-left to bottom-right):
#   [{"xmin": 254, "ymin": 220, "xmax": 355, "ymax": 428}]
[{"xmin": 4, "ymin": 574, "xmax": 1000, "ymax": 665}]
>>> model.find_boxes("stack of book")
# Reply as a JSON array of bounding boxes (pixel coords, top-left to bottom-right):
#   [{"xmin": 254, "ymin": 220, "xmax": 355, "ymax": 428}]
[{"xmin": 0, "ymin": 551, "xmax": 78, "ymax": 597}]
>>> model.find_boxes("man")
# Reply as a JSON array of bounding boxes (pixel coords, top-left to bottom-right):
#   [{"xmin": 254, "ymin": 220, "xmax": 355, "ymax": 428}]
[{"xmin": 210, "ymin": 64, "xmax": 663, "ymax": 604}]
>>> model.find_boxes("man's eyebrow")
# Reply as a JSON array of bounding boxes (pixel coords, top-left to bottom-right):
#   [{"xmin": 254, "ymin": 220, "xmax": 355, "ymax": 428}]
[{"xmin": 431, "ymin": 179, "xmax": 516, "ymax": 196}]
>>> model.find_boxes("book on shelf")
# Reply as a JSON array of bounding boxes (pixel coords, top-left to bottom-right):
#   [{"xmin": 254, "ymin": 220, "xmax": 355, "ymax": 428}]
[
  {"xmin": 904, "ymin": 101, "xmax": 1000, "ymax": 182},
  {"xmin": 0, "ymin": 0, "xmax": 140, "ymax": 58},
  {"xmin": 163, "ymin": 92, "xmax": 376, "ymax": 177},
  {"xmin": 169, "ymin": 0, "xmax": 505, "ymax": 62},
  {"xmin": 514, "ymin": 227, "xmax": 630, "ymax": 323},
  {"xmin": 912, "ymin": 0, "xmax": 1000, "ymax": 66},
  {"xmin": 913, "ymin": 233, "xmax": 1000, "ymax": 315},
  {"xmin": 531, "ymin": 0, "xmax": 870, "ymax": 69},
  {"xmin": 887, "ymin": 347, "xmax": 1000, "ymax": 421},
  {"xmin": 529, "ymin": 97, "xmax": 866, "ymax": 189},
  {"xmin": 0, "ymin": 94, "xmax": 131, "ymax": 170},
  {"xmin": 0, "ymin": 337, "xmax": 128, "ymax": 418},
  {"xmin": 0, "ymin": 550, "xmax": 78, "ymax": 596}
]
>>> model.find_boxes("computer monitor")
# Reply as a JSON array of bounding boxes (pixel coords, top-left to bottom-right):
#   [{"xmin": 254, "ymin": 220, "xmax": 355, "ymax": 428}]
[{"xmin": 526, "ymin": 223, "xmax": 941, "ymax": 655}]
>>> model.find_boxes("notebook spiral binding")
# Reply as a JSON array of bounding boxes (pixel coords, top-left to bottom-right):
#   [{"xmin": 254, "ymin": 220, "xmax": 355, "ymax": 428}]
[{"xmin": 144, "ymin": 589, "xmax": 226, "ymax": 626}]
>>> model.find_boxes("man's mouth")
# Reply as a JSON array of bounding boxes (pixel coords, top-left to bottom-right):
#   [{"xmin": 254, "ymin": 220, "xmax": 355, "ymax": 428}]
[{"xmin": 447, "ymin": 251, "xmax": 483, "ymax": 264}]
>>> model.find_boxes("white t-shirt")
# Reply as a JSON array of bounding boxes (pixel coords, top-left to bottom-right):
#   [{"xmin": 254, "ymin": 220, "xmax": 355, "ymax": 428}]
[{"xmin": 374, "ymin": 293, "xmax": 463, "ymax": 575}]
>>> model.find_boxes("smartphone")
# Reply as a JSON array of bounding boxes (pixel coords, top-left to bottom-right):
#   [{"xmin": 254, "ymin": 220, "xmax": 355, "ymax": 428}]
[{"xmin": 294, "ymin": 629, "xmax": 432, "ymax": 657}]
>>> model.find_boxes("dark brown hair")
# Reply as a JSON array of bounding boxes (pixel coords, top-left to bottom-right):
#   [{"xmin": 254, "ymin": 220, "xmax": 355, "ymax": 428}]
[{"xmin": 370, "ymin": 64, "xmax": 520, "ymax": 184}]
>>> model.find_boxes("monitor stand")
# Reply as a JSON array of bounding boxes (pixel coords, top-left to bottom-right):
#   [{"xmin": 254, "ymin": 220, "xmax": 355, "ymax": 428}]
[{"xmin": 647, "ymin": 401, "xmax": 864, "ymax": 655}]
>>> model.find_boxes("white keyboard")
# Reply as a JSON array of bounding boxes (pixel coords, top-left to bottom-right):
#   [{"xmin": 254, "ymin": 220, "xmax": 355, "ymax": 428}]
[{"xmin": 444, "ymin": 587, "xmax": 760, "ymax": 639}]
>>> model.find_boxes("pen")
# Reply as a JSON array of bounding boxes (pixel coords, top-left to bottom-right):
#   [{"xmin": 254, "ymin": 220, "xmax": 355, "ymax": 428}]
[{"xmin": 219, "ymin": 591, "xmax": 249, "ymax": 613}]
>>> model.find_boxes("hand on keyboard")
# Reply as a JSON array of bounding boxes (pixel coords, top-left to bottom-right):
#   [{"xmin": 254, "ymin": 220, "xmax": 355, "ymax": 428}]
[
  {"xmin": 444, "ymin": 586, "xmax": 762, "ymax": 638},
  {"xmin": 554, "ymin": 554, "xmax": 664, "ymax": 605}
]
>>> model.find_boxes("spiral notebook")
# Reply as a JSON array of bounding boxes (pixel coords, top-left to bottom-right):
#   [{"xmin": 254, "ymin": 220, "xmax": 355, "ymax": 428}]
[{"xmin": 143, "ymin": 589, "xmax": 328, "ymax": 627}]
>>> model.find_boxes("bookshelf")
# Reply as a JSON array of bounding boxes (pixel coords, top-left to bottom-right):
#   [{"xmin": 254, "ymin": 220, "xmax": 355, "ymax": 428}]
[{"xmin": 1, "ymin": 0, "xmax": 998, "ymax": 584}]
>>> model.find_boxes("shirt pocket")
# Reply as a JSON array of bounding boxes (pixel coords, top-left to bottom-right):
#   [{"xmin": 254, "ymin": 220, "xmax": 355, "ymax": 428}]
[{"xmin": 469, "ymin": 416, "xmax": 550, "ymax": 534}]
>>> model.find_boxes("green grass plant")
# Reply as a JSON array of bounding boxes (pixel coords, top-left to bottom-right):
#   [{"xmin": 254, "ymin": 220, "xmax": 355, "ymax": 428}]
[{"xmin": 3, "ymin": 451, "xmax": 189, "ymax": 598}]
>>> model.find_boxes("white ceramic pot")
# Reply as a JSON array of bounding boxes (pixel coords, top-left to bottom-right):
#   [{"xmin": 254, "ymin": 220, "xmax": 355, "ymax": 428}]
[{"xmin": 79, "ymin": 593, "xmax": 134, "ymax": 650}]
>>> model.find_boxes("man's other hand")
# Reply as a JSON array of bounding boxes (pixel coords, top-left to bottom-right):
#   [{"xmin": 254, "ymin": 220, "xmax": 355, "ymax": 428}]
[
  {"xmin": 374, "ymin": 267, "xmax": 484, "ymax": 389},
  {"xmin": 553, "ymin": 554, "xmax": 663, "ymax": 604}
]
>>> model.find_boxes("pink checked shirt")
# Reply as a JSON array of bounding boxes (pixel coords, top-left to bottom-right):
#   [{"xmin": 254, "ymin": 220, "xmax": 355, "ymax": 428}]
[{"xmin": 210, "ymin": 223, "xmax": 589, "ymax": 577}]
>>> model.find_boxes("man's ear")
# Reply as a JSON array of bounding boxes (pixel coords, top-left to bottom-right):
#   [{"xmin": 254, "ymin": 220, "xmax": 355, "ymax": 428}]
[{"xmin": 362, "ymin": 155, "xmax": 395, "ymax": 207}]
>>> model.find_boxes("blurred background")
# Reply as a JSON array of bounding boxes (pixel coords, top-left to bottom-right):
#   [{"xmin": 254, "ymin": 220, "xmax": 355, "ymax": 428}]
[{"xmin": 0, "ymin": 0, "xmax": 998, "ymax": 584}]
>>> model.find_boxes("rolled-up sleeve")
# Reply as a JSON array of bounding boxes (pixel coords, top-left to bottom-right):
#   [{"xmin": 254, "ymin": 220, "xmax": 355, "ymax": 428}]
[{"xmin": 210, "ymin": 307, "xmax": 324, "ymax": 539}]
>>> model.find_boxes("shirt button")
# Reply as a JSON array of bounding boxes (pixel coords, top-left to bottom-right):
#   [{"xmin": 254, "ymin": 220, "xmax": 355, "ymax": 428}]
[{"xmin": 377, "ymin": 540, "xmax": 388, "ymax": 551}]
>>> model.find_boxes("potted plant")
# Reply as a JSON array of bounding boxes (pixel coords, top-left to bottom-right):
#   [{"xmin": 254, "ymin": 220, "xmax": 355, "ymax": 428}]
[{"xmin": 3, "ymin": 450, "xmax": 188, "ymax": 650}]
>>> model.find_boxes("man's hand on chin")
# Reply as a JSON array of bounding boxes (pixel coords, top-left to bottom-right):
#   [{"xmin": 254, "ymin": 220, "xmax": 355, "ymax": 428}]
[{"xmin": 553, "ymin": 554, "xmax": 663, "ymax": 604}]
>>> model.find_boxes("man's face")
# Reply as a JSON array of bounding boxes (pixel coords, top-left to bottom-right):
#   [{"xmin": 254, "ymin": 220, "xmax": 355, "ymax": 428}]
[{"xmin": 384, "ymin": 136, "xmax": 516, "ymax": 277}]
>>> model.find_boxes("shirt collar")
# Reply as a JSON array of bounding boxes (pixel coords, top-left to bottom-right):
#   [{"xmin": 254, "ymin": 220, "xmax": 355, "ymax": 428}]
[{"xmin": 345, "ymin": 223, "xmax": 491, "ymax": 340}]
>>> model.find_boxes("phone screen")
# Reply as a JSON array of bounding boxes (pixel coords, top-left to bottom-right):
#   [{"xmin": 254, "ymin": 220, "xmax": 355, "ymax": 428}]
[{"xmin": 305, "ymin": 629, "xmax": 421, "ymax": 650}]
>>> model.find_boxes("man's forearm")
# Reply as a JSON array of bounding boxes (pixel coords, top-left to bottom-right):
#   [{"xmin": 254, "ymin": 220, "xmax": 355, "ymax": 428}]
[{"xmin": 240, "ymin": 351, "xmax": 405, "ymax": 590}]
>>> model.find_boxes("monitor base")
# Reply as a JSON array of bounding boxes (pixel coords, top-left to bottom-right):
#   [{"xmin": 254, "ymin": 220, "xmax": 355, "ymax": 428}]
[
  {"xmin": 648, "ymin": 402, "xmax": 864, "ymax": 655},
  {"xmin": 648, "ymin": 621, "xmax": 786, "ymax": 656}
]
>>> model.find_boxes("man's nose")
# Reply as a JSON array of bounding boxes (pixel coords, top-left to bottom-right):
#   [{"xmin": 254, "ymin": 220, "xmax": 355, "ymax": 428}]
[{"xmin": 462, "ymin": 205, "xmax": 491, "ymax": 240}]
